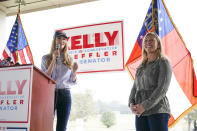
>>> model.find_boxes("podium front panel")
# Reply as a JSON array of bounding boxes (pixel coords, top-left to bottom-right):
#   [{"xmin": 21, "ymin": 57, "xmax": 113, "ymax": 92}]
[
  {"xmin": 0, "ymin": 65, "xmax": 55, "ymax": 131},
  {"xmin": 0, "ymin": 65, "xmax": 33, "ymax": 130}
]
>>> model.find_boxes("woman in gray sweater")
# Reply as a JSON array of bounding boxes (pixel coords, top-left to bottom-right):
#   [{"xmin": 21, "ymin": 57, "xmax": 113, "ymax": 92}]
[{"xmin": 128, "ymin": 32, "xmax": 172, "ymax": 131}]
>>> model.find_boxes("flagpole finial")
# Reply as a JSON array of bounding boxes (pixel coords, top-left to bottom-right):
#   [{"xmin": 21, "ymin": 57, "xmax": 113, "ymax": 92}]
[{"xmin": 15, "ymin": 0, "xmax": 26, "ymax": 14}]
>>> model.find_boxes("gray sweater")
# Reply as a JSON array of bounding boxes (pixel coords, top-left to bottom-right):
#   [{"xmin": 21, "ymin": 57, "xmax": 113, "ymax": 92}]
[{"xmin": 128, "ymin": 57, "xmax": 172, "ymax": 116}]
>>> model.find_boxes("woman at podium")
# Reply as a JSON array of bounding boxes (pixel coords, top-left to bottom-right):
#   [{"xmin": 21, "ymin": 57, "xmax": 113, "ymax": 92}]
[{"xmin": 41, "ymin": 30, "xmax": 78, "ymax": 131}]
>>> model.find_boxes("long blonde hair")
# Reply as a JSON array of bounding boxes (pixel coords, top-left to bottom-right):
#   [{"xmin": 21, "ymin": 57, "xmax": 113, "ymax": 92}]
[
  {"xmin": 45, "ymin": 36, "xmax": 72, "ymax": 69},
  {"xmin": 141, "ymin": 32, "xmax": 164, "ymax": 64}
]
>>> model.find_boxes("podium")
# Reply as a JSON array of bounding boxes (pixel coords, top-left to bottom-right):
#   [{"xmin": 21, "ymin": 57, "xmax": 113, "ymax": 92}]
[{"xmin": 0, "ymin": 64, "xmax": 56, "ymax": 131}]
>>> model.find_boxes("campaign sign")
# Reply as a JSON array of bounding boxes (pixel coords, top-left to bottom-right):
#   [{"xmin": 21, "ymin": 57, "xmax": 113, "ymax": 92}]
[
  {"xmin": 58, "ymin": 21, "xmax": 124, "ymax": 73},
  {"xmin": 0, "ymin": 66, "xmax": 33, "ymax": 124}
]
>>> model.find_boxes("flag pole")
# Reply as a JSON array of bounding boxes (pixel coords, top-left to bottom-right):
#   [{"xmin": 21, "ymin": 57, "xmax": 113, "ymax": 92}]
[
  {"xmin": 151, "ymin": 0, "xmax": 155, "ymax": 32},
  {"xmin": 16, "ymin": 0, "xmax": 22, "ymax": 63},
  {"xmin": 18, "ymin": 0, "xmax": 21, "ymax": 14},
  {"xmin": 17, "ymin": 1, "xmax": 35, "ymax": 64}
]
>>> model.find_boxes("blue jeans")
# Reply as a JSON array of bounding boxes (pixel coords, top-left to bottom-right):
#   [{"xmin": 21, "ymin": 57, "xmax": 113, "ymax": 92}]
[
  {"xmin": 135, "ymin": 113, "xmax": 170, "ymax": 131},
  {"xmin": 55, "ymin": 89, "xmax": 71, "ymax": 131}
]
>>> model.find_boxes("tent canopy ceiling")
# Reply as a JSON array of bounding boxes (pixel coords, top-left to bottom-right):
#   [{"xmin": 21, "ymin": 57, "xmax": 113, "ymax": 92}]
[{"xmin": 0, "ymin": 0, "xmax": 98, "ymax": 16}]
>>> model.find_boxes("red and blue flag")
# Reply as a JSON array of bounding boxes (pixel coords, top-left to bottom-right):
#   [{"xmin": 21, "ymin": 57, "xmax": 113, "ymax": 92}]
[{"xmin": 126, "ymin": 0, "xmax": 197, "ymax": 127}]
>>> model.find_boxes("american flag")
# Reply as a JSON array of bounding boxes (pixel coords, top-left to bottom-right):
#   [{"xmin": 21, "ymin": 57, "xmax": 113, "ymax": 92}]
[{"xmin": 0, "ymin": 13, "xmax": 34, "ymax": 64}]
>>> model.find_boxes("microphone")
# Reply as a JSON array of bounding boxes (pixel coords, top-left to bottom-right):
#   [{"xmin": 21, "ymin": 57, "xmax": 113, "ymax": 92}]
[
  {"xmin": 0, "ymin": 57, "xmax": 12, "ymax": 66},
  {"xmin": 55, "ymin": 44, "xmax": 60, "ymax": 51},
  {"xmin": 6, "ymin": 56, "xmax": 11, "ymax": 62},
  {"xmin": 55, "ymin": 44, "xmax": 60, "ymax": 61}
]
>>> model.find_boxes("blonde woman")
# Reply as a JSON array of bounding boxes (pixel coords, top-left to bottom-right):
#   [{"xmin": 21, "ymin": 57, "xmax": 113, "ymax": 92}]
[
  {"xmin": 41, "ymin": 30, "xmax": 78, "ymax": 131},
  {"xmin": 128, "ymin": 32, "xmax": 172, "ymax": 131}
]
